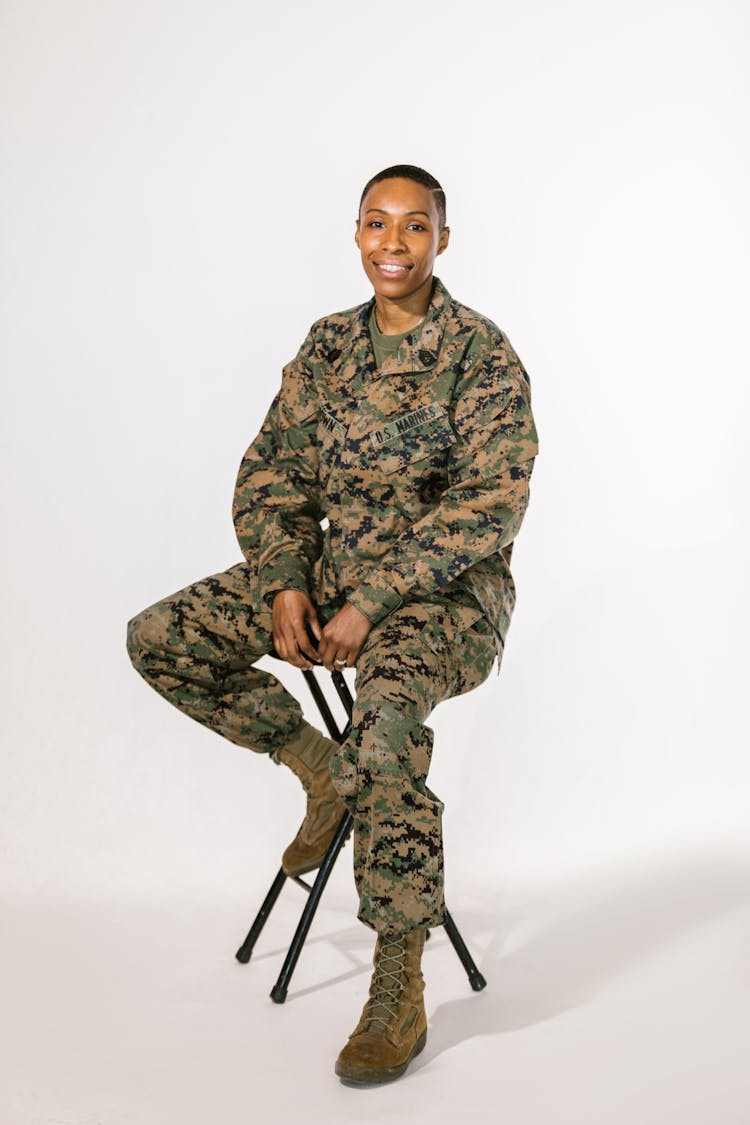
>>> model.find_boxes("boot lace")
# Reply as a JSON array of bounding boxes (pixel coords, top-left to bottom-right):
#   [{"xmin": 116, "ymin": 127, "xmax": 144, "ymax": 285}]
[{"xmin": 363, "ymin": 936, "xmax": 407, "ymax": 1034}]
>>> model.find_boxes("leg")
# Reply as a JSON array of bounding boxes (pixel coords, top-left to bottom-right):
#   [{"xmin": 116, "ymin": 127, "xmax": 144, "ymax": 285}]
[
  {"xmin": 331, "ymin": 600, "xmax": 495, "ymax": 1084},
  {"xmin": 329, "ymin": 600, "xmax": 497, "ymax": 933},
  {"xmin": 126, "ymin": 561, "xmax": 304, "ymax": 757},
  {"xmin": 330, "ymin": 603, "xmax": 494, "ymax": 1084},
  {"xmin": 126, "ymin": 561, "xmax": 345, "ymax": 871}
]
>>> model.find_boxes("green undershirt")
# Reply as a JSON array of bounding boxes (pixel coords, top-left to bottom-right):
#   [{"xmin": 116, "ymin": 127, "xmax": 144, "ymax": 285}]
[{"xmin": 368, "ymin": 304, "xmax": 424, "ymax": 368}]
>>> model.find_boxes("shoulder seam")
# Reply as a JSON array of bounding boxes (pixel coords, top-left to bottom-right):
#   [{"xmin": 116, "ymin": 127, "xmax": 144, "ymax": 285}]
[
  {"xmin": 311, "ymin": 299, "xmax": 370, "ymax": 334},
  {"xmin": 448, "ymin": 298, "xmax": 505, "ymax": 343}
]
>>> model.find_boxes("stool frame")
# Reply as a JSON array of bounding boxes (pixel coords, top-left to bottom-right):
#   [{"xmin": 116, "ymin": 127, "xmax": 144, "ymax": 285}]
[{"xmin": 235, "ymin": 666, "xmax": 487, "ymax": 1003}]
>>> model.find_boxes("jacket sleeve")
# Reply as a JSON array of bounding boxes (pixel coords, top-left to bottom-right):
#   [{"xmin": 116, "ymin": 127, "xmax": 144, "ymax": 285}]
[
  {"xmin": 346, "ymin": 335, "xmax": 539, "ymax": 626},
  {"xmin": 232, "ymin": 330, "xmax": 324, "ymax": 607}
]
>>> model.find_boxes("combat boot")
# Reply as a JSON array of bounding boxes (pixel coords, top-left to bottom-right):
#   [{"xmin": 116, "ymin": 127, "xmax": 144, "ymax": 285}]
[
  {"xmin": 335, "ymin": 929, "xmax": 427, "ymax": 1085},
  {"xmin": 276, "ymin": 720, "xmax": 347, "ymax": 878}
]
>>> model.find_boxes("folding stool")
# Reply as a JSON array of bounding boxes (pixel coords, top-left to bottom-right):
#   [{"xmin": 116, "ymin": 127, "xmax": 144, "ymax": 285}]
[{"xmin": 235, "ymin": 665, "xmax": 487, "ymax": 1003}]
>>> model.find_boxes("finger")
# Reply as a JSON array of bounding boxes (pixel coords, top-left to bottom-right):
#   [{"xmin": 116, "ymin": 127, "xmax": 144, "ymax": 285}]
[
  {"xmin": 316, "ymin": 632, "xmax": 334, "ymax": 666},
  {"xmin": 318, "ymin": 633, "xmax": 338, "ymax": 670},
  {"xmin": 281, "ymin": 625, "xmax": 312, "ymax": 670},
  {"xmin": 305, "ymin": 607, "xmax": 322, "ymax": 643},
  {"xmin": 292, "ymin": 619, "xmax": 320, "ymax": 665},
  {"xmin": 278, "ymin": 616, "xmax": 314, "ymax": 666},
  {"xmin": 324, "ymin": 649, "xmax": 347, "ymax": 673},
  {"xmin": 288, "ymin": 646, "xmax": 312, "ymax": 670},
  {"xmin": 346, "ymin": 637, "xmax": 366, "ymax": 668}
]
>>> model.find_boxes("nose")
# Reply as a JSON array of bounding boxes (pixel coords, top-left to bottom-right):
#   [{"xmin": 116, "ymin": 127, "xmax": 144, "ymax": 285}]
[{"xmin": 381, "ymin": 224, "xmax": 406, "ymax": 252}]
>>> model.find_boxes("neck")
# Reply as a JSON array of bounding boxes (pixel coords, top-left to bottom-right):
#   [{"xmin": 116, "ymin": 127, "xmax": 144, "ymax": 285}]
[{"xmin": 373, "ymin": 275, "xmax": 434, "ymax": 335}]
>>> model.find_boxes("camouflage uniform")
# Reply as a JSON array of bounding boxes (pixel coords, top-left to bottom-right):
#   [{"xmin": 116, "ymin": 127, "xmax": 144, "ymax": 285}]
[{"xmin": 127, "ymin": 277, "xmax": 538, "ymax": 933}]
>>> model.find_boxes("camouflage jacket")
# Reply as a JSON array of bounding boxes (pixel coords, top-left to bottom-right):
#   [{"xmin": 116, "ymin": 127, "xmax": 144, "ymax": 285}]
[{"xmin": 233, "ymin": 277, "xmax": 539, "ymax": 666}]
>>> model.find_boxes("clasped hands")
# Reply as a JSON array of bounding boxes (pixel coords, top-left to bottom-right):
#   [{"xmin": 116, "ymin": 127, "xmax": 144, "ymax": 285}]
[{"xmin": 271, "ymin": 590, "xmax": 372, "ymax": 672}]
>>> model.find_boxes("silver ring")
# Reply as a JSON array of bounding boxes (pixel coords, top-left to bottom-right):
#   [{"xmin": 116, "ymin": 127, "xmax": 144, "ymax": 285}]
[{"xmin": 334, "ymin": 658, "xmax": 346, "ymax": 667}]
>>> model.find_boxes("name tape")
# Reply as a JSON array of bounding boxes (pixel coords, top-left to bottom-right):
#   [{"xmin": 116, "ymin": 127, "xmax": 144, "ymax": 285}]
[
  {"xmin": 319, "ymin": 406, "xmax": 347, "ymax": 441},
  {"xmin": 370, "ymin": 403, "xmax": 446, "ymax": 448}
]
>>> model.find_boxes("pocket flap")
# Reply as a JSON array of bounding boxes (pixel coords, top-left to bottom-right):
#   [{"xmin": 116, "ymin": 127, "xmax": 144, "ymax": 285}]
[{"xmin": 369, "ymin": 407, "xmax": 456, "ymax": 474}]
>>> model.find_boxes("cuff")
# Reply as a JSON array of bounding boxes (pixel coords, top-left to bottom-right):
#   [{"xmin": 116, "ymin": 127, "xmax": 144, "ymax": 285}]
[
  {"xmin": 346, "ymin": 577, "xmax": 404, "ymax": 627},
  {"xmin": 259, "ymin": 556, "xmax": 311, "ymax": 609}
]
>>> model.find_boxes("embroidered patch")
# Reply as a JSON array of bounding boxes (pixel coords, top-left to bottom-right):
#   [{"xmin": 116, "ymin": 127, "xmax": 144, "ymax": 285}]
[
  {"xmin": 369, "ymin": 403, "xmax": 446, "ymax": 448},
  {"xmin": 319, "ymin": 405, "xmax": 346, "ymax": 441}
]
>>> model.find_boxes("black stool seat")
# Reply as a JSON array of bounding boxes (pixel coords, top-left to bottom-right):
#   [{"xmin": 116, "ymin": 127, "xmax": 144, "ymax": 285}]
[{"xmin": 235, "ymin": 666, "xmax": 487, "ymax": 1003}]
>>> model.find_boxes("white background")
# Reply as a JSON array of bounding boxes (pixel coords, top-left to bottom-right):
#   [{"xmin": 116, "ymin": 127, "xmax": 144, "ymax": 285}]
[{"xmin": 2, "ymin": 1, "xmax": 748, "ymax": 1123}]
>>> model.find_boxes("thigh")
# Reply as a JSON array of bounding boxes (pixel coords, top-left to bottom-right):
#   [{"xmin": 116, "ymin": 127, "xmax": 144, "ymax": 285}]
[
  {"xmin": 129, "ymin": 560, "xmax": 274, "ymax": 668},
  {"xmin": 353, "ymin": 599, "xmax": 496, "ymax": 719}
]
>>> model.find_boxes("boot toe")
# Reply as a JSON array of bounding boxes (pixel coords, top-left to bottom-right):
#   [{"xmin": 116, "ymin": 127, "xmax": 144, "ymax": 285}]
[
  {"xmin": 281, "ymin": 837, "xmax": 329, "ymax": 878},
  {"xmin": 335, "ymin": 1028, "xmax": 427, "ymax": 1085},
  {"xmin": 281, "ymin": 802, "xmax": 350, "ymax": 877}
]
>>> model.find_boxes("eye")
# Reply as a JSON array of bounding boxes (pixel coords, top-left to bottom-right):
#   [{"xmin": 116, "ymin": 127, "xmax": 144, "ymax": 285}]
[
  {"xmin": 407, "ymin": 223, "xmax": 426, "ymax": 231},
  {"xmin": 367, "ymin": 220, "xmax": 385, "ymax": 228}
]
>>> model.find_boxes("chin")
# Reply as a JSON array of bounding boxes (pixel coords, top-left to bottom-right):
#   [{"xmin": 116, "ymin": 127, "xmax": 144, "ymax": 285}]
[{"xmin": 370, "ymin": 274, "xmax": 419, "ymax": 298}]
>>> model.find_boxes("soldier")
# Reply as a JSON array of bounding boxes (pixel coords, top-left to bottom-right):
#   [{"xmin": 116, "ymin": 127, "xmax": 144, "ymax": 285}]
[{"xmin": 127, "ymin": 164, "xmax": 539, "ymax": 1085}]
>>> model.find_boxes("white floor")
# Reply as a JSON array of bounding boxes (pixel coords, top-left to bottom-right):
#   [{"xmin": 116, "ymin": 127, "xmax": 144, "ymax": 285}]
[{"xmin": 2, "ymin": 850, "xmax": 749, "ymax": 1125}]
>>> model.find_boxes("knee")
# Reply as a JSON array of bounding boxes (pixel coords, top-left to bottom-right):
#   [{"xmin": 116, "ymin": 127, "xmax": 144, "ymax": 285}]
[
  {"xmin": 328, "ymin": 740, "xmax": 358, "ymax": 805},
  {"xmin": 126, "ymin": 605, "xmax": 166, "ymax": 674},
  {"xmin": 126, "ymin": 611, "xmax": 146, "ymax": 673},
  {"xmin": 328, "ymin": 699, "xmax": 431, "ymax": 805}
]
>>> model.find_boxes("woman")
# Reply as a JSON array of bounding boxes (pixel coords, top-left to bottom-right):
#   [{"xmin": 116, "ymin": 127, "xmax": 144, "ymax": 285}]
[{"xmin": 127, "ymin": 164, "xmax": 539, "ymax": 1085}]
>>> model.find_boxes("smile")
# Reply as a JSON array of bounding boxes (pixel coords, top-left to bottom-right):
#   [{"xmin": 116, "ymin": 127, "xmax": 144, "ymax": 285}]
[{"xmin": 374, "ymin": 262, "xmax": 412, "ymax": 275}]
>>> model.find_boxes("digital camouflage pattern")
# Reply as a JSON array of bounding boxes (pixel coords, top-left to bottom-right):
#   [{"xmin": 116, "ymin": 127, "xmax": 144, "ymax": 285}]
[
  {"xmin": 127, "ymin": 563, "xmax": 495, "ymax": 931},
  {"xmin": 233, "ymin": 276, "xmax": 539, "ymax": 669},
  {"xmin": 128, "ymin": 276, "xmax": 538, "ymax": 933},
  {"xmin": 331, "ymin": 599, "xmax": 497, "ymax": 931},
  {"xmin": 127, "ymin": 564, "xmax": 306, "ymax": 759}
]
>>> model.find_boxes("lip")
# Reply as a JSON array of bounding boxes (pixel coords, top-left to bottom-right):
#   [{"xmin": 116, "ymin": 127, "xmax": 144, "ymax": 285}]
[{"xmin": 372, "ymin": 260, "xmax": 413, "ymax": 277}]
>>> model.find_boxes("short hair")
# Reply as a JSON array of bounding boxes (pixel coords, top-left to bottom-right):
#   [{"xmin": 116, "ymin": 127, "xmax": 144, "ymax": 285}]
[{"xmin": 359, "ymin": 164, "xmax": 447, "ymax": 230}]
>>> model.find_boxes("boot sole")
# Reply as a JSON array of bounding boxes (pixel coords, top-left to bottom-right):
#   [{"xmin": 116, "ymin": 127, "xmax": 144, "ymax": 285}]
[
  {"xmin": 282, "ymin": 853, "xmax": 329, "ymax": 878},
  {"xmin": 335, "ymin": 1028, "xmax": 427, "ymax": 1086}
]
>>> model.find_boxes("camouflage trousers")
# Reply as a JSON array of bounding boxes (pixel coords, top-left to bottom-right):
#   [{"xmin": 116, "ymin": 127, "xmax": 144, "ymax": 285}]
[{"xmin": 126, "ymin": 560, "xmax": 496, "ymax": 933}]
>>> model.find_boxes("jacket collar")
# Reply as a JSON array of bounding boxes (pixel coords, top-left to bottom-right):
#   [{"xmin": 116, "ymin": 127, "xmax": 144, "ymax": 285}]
[
  {"xmin": 339, "ymin": 276, "xmax": 452, "ymax": 384},
  {"xmin": 373, "ymin": 275, "xmax": 451, "ymax": 376}
]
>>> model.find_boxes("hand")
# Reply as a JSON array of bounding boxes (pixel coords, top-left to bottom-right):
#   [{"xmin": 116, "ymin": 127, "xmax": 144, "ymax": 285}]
[
  {"xmin": 316, "ymin": 602, "xmax": 372, "ymax": 671},
  {"xmin": 271, "ymin": 590, "xmax": 322, "ymax": 670}
]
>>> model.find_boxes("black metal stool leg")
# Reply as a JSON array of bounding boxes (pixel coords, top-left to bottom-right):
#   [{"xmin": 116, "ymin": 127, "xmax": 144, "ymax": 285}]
[
  {"xmin": 443, "ymin": 908, "xmax": 487, "ymax": 991},
  {"xmin": 235, "ymin": 669, "xmax": 350, "ymax": 977},
  {"xmin": 235, "ymin": 867, "xmax": 287, "ymax": 963},
  {"xmin": 270, "ymin": 810, "xmax": 353, "ymax": 1003},
  {"xmin": 301, "ymin": 668, "xmax": 352, "ymax": 743},
  {"xmin": 236, "ymin": 664, "xmax": 488, "ymax": 1000}
]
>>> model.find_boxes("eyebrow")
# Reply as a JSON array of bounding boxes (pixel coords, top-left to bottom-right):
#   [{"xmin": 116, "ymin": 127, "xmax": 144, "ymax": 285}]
[{"xmin": 365, "ymin": 209, "xmax": 432, "ymax": 218}]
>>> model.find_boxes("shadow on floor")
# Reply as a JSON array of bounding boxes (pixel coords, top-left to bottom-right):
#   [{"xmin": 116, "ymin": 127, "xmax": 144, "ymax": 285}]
[{"xmin": 413, "ymin": 844, "xmax": 750, "ymax": 1069}]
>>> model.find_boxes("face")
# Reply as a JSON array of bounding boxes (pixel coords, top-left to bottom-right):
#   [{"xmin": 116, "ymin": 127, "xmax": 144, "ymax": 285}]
[{"xmin": 355, "ymin": 177, "xmax": 450, "ymax": 302}]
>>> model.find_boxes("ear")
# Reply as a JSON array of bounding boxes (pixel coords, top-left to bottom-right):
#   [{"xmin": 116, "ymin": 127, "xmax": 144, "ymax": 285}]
[
  {"xmin": 436, "ymin": 225, "xmax": 450, "ymax": 256},
  {"xmin": 354, "ymin": 218, "xmax": 361, "ymax": 248}
]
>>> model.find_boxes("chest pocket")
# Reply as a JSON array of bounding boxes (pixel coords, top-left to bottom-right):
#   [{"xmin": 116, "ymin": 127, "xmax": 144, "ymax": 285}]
[{"xmin": 369, "ymin": 405, "xmax": 456, "ymax": 475}]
